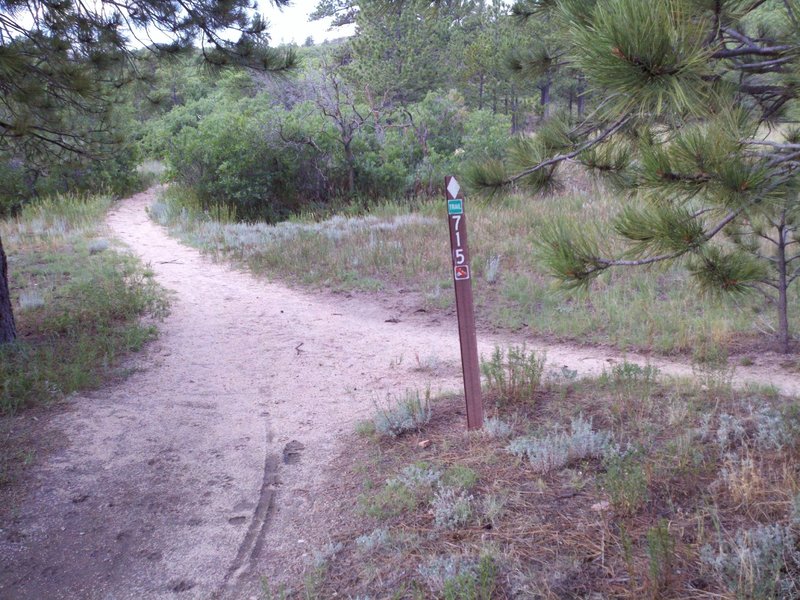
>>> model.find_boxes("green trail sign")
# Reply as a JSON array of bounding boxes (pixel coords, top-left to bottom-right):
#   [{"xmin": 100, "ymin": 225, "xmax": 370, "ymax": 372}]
[{"xmin": 447, "ymin": 199, "xmax": 463, "ymax": 215}]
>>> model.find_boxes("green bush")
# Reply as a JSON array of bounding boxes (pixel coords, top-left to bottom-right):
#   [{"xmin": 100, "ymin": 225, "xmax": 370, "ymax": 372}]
[{"xmin": 143, "ymin": 85, "xmax": 515, "ymax": 218}]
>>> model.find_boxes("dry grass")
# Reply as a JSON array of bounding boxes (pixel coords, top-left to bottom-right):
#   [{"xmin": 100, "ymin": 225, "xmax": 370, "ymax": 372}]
[
  {"xmin": 151, "ymin": 184, "xmax": 797, "ymax": 356},
  {"xmin": 1, "ymin": 193, "xmax": 168, "ymax": 415},
  {"xmin": 273, "ymin": 359, "xmax": 800, "ymax": 599}
]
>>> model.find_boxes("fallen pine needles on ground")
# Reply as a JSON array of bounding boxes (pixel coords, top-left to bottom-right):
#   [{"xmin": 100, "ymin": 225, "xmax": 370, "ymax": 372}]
[{"xmin": 273, "ymin": 354, "xmax": 800, "ymax": 599}]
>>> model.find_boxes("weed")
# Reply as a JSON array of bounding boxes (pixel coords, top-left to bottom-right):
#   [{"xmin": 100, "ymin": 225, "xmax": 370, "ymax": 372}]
[
  {"xmin": 356, "ymin": 528, "xmax": 391, "ymax": 553},
  {"xmin": 443, "ymin": 554, "xmax": 497, "ymax": 600},
  {"xmin": 1, "ymin": 194, "xmax": 168, "ymax": 414},
  {"xmin": 355, "ymin": 420, "xmax": 376, "ymax": 437},
  {"xmin": 312, "ymin": 541, "xmax": 343, "ymax": 570},
  {"xmin": 692, "ymin": 344, "xmax": 735, "ymax": 398},
  {"xmin": 716, "ymin": 413, "xmax": 747, "ymax": 450},
  {"xmin": 360, "ymin": 481, "xmax": 418, "ymax": 520},
  {"xmin": 299, "ymin": 541, "xmax": 342, "ymax": 600},
  {"xmin": 480, "ymin": 345, "xmax": 545, "ymax": 406},
  {"xmin": 88, "ymin": 238, "xmax": 110, "ymax": 254},
  {"xmin": 482, "ymin": 416, "xmax": 513, "ymax": 438},
  {"xmin": 302, "ymin": 565, "xmax": 326, "ymax": 600},
  {"xmin": 418, "ymin": 554, "xmax": 494, "ymax": 597},
  {"xmin": 618, "ymin": 524, "xmax": 636, "ymax": 584},
  {"xmin": 609, "ymin": 361, "xmax": 659, "ymax": 390},
  {"xmin": 442, "ymin": 464, "xmax": 478, "ymax": 490},
  {"xmin": 701, "ymin": 523, "xmax": 800, "ymax": 599},
  {"xmin": 389, "ymin": 463, "xmax": 441, "ymax": 490},
  {"xmin": 480, "ymin": 494, "xmax": 506, "ymax": 528},
  {"xmin": 18, "ymin": 289, "xmax": 45, "ymax": 310},
  {"xmin": 507, "ymin": 414, "xmax": 611, "ymax": 474},
  {"xmin": 752, "ymin": 404, "xmax": 794, "ymax": 451},
  {"xmin": 664, "ymin": 431, "xmax": 704, "ymax": 475},
  {"xmin": 718, "ymin": 451, "xmax": 764, "ymax": 505},
  {"xmin": 432, "ymin": 488, "xmax": 474, "ymax": 529},
  {"xmin": 603, "ymin": 448, "xmax": 649, "ymax": 515},
  {"xmin": 483, "ymin": 255, "xmax": 501, "ymax": 284},
  {"xmin": 260, "ymin": 578, "xmax": 288, "ymax": 600},
  {"xmin": 373, "ymin": 388, "xmax": 432, "ymax": 437},
  {"xmin": 602, "ymin": 360, "xmax": 659, "ymax": 418},
  {"xmin": 413, "ymin": 352, "xmax": 441, "ymax": 373},
  {"xmin": 646, "ymin": 519, "xmax": 675, "ymax": 595}
]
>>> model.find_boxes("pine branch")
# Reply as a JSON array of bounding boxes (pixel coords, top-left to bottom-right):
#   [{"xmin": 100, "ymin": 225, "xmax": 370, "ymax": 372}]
[
  {"xmin": 713, "ymin": 45, "xmax": 794, "ymax": 58},
  {"xmin": 747, "ymin": 140, "xmax": 800, "ymax": 150},
  {"xmin": 732, "ymin": 56, "xmax": 797, "ymax": 72},
  {"xmin": 507, "ymin": 116, "xmax": 630, "ymax": 185}
]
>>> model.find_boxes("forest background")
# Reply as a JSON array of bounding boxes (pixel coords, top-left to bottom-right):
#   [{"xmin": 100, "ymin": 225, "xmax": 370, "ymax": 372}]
[{"xmin": 1, "ymin": 0, "xmax": 799, "ymax": 357}]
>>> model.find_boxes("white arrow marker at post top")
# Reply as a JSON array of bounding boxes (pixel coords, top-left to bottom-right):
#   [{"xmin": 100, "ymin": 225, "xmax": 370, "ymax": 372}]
[{"xmin": 447, "ymin": 177, "xmax": 461, "ymax": 199}]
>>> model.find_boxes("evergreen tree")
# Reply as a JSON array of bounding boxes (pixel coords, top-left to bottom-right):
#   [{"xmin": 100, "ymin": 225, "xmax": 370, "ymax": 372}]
[
  {"xmin": 0, "ymin": 0, "xmax": 297, "ymax": 343},
  {"xmin": 468, "ymin": 0, "xmax": 800, "ymax": 353},
  {"xmin": 346, "ymin": 0, "xmax": 452, "ymax": 106}
]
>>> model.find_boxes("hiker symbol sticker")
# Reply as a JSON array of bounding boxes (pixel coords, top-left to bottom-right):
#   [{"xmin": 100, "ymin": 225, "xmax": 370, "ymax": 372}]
[{"xmin": 454, "ymin": 265, "xmax": 470, "ymax": 280}]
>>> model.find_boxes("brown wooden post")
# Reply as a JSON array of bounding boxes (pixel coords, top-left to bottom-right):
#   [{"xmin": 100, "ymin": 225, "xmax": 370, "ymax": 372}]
[{"xmin": 445, "ymin": 176, "xmax": 483, "ymax": 430}]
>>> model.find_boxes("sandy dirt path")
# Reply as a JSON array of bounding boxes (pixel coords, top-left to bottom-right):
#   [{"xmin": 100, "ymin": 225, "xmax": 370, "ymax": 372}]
[{"xmin": 1, "ymin": 188, "xmax": 798, "ymax": 599}]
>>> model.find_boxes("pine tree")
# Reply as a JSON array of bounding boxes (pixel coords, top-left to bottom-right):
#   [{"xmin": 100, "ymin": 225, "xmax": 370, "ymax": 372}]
[
  {"xmin": 468, "ymin": 0, "xmax": 800, "ymax": 353},
  {"xmin": 0, "ymin": 0, "xmax": 297, "ymax": 343},
  {"xmin": 346, "ymin": 0, "xmax": 452, "ymax": 106}
]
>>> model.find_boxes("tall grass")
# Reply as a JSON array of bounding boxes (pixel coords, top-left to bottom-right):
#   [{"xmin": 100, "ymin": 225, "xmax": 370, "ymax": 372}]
[
  {"xmin": 1, "ymin": 193, "xmax": 168, "ymax": 414},
  {"xmin": 151, "ymin": 185, "xmax": 796, "ymax": 355}
]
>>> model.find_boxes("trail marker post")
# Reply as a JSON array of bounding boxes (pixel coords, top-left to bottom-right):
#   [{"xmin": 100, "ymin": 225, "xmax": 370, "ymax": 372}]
[{"xmin": 445, "ymin": 176, "xmax": 483, "ymax": 430}]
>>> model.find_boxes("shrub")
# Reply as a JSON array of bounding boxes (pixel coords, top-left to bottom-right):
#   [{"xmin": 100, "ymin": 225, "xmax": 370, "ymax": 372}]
[
  {"xmin": 603, "ymin": 448, "xmax": 649, "ymax": 515},
  {"xmin": 442, "ymin": 465, "xmax": 478, "ymax": 490},
  {"xmin": 483, "ymin": 417, "xmax": 513, "ymax": 439},
  {"xmin": 373, "ymin": 388, "xmax": 432, "ymax": 437},
  {"xmin": 647, "ymin": 519, "xmax": 675, "ymax": 595},
  {"xmin": 507, "ymin": 415, "xmax": 611, "ymax": 474},
  {"xmin": 701, "ymin": 524, "xmax": 800, "ymax": 600},
  {"xmin": 388, "ymin": 463, "xmax": 441, "ymax": 490},
  {"xmin": 481, "ymin": 345, "xmax": 546, "ymax": 406},
  {"xmin": 355, "ymin": 528, "xmax": 391, "ymax": 553},
  {"xmin": 603, "ymin": 360, "xmax": 659, "ymax": 407},
  {"xmin": 418, "ymin": 553, "xmax": 496, "ymax": 600},
  {"xmin": 432, "ymin": 488, "xmax": 474, "ymax": 529}
]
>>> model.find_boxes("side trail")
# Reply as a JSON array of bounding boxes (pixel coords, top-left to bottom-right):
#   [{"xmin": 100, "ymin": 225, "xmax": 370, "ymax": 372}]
[{"xmin": 1, "ymin": 188, "xmax": 796, "ymax": 599}]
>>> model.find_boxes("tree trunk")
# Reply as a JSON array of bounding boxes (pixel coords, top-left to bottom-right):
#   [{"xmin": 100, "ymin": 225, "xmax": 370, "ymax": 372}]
[
  {"xmin": 0, "ymin": 233, "xmax": 17, "ymax": 344},
  {"xmin": 478, "ymin": 73, "xmax": 484, "ymax": 111},
  {"xmin": 577, "ymin": 74, "xmax": 586, "ymax": 118},
  {"xmin": 776, "ymin": 222, "xmax": 791, "ymax": 354},
  {"xmin": 540, "ymin": 80, "xmax": 551, "ymax": 119},
  {"xmin": 344, "ymin": 141, "xmax": 355, "ymax": 195}
]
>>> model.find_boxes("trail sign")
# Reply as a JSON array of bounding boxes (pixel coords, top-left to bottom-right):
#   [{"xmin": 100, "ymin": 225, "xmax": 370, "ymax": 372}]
[
  {"xmin": 448, "ymin": 199, "xmax": 463, "ymax": 215},
  {"xmin": 445, "ymin": 176, "xmax": 483, "ymax": 430}
]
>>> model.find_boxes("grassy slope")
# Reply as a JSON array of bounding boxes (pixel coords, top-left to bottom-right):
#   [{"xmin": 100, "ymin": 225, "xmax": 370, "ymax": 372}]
[
  {"xmin": 151, "ymin": 185, "xmax": 797, "ymax": 357},
  {"xmin": 0, "ymin": 194, "xmax": 168, "ymax": 416},
  {"xmin": 281, "ymin": 357, "xmax": 800, "ymax": 599}
]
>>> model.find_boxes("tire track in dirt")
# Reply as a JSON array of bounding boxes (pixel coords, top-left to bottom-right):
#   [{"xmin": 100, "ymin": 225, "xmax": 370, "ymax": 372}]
[{"xmin": 1, "ymin": 188, "xmax": 797, "ymax": 599}]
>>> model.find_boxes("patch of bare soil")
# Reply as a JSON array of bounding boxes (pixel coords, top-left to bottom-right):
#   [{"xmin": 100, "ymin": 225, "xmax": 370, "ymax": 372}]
[{"xmin": 0, "ymin": 188, "xmax": 797, "ymax": 599}]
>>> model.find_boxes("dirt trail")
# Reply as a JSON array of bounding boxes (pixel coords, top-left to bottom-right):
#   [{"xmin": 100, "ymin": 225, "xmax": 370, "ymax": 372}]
[{"xmin": 1, "ymin": 188, "xmax": 797, "ymax": 599}]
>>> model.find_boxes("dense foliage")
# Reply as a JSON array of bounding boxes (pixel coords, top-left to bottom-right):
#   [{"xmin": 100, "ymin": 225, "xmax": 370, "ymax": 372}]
[
  {"xmin": 3, "ymin": 0, "xmax": 798, "ymax": 352},
  {"xmin": 468, "ymin": 0, "xmax": 800, "ymax": 352},
  {"xmin": 0, "ymin": 0, "xmax": 296, "ymax": 217},
  {"xmin": 140, "ymin": 60, "xmax": 515, "ymax": 221},
  {"xmin": 0, "ymin": 0, "xmax": 298, "ymax": 342}
]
